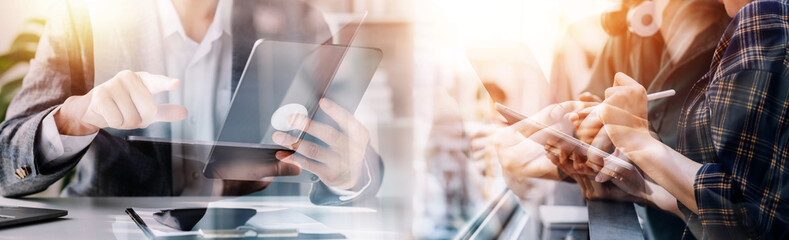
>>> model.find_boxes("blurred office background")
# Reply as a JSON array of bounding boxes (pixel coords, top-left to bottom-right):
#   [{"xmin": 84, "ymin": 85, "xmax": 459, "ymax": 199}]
[{"xmin": 0, "ymin": 0, "xmax": 615, "ymax": 238}]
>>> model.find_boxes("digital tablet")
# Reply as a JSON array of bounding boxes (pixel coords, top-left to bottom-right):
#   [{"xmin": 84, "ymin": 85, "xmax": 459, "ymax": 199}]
[
  {"xmin": 127, "ymin": 42, "xmax": 382, "ymax": 182},
  {"xmin": 125, "ymin": 136, "xmax": 311, "ymax": 182},
  {"xmin": 127, "ymin": 15, "xmax": 383, "ymax": 182}
]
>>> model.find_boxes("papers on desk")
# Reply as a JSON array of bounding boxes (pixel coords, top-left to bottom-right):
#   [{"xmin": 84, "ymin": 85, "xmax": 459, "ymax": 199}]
[{"xmin": 127, "ymin": 207, "xmax": 345, "ymax": 239}]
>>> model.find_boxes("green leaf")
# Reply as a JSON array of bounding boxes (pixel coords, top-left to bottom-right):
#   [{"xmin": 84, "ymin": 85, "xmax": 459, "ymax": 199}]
[
  {"xmin": 0, "ymin": 78, "xmax": 23, "ymax": 122},
  {"xmin": 0, "ymin": 54, "xmax": 12, "ymax": 73},
  {"xmin": 0, "ymin": 49, "xmax": 36, "ymax": 77},
  {"xmin": 9, "ymin": 32, "xmax": 41, "ymax": 52},
  {"xmin": 27, "ymin": 18, "xmax": 46, "ymax": 26}
]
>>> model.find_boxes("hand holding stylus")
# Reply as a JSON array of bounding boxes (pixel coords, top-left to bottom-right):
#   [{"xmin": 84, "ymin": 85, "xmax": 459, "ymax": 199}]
[
  {"xmin": 597, "ymin": 73, "xmax": 662, "ymax": 165},
  {"xmin": 566, "ymin": 74, "xmax": 674, "ymax": 182}
]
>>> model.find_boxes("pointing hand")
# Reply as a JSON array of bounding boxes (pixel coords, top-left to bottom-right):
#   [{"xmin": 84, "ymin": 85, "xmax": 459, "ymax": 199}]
[{"xmin": 55, "ymin": 70, "xmax": 188, "ymax": 135}]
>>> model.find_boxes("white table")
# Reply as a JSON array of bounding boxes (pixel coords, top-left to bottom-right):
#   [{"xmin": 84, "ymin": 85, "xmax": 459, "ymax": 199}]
[{"xmin": 0, "ymin": 196, "xmax": 412, "ymax": 239}]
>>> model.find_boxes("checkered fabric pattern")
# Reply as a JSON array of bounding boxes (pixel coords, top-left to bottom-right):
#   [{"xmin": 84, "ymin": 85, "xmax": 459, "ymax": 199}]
[{"xmin": 676, "ymin": 0, "xmax": 789, "ymax": 239}]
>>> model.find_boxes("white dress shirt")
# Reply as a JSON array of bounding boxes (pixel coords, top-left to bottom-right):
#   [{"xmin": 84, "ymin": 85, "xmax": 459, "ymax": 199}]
[
  {"xmin": 36, "ymin": 0, "xmax": 364, "ymax": 197},
  {"xmin": 37, "ymin": 0, "xmax": 233, "ymax": 178}
]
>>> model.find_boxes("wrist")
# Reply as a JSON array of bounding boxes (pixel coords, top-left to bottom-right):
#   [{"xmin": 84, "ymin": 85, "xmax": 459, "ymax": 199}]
[
  {"xmin": 620, "ymin": 136, "xmax": 663, "ymax": 166},
  {"xmin": 643, "ymin": 181, "xmax": 682, "ymax": 218},
  {"xmin": 54, "ymin": 96, "xmax": 99, "ymax": 136},
  {"xmin": 555, "ymin": 167, "xmax": 572, "ymax": 182}
]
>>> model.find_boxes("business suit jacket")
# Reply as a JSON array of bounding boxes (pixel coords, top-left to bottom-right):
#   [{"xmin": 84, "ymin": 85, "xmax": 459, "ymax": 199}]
[{"xmin": 0, "ymin": 0, "xmax": 383, "ymax": 206}]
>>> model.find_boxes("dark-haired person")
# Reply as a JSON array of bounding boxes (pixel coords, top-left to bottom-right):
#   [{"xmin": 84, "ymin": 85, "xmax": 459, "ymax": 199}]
[
  {"xmin": 590, "ymin": 0, "xmax": 789, "ymax": 238},
  {"xmin": 489, "ymin": 0, "xmax": 731, "ymax": 238},
  {"xmin": 571, "ymin": 0, "xmax": 731, "ymax": 238}
]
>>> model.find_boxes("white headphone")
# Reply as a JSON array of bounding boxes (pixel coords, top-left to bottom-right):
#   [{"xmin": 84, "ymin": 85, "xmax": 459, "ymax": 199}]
[{"xmin": 627, "ymin": 1, "xmax": 661, "ymax": 37}]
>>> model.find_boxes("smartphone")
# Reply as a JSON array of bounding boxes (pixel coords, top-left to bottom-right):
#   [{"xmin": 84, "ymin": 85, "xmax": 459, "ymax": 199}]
[
  {"xmin": 494, "ymin": 103, "xmax": 635, "ymax": 171},
  {"xmin": 153, "ymin": 208, "xmax": 257, "ymax": 231}
]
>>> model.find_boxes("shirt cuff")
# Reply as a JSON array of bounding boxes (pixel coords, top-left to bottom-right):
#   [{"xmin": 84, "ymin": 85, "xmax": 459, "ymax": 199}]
[
  {"xmin": 694, "ymin": 163, "xmax": 733, "ymax": 211},
  {"xmin": 693, "ymin": 163, "xmax": 740, "ymax": 227},
  {"xmin": 326, "ymin": 159, "xmax": 373, "ymax": 201},
  {"xmin": 37, "ymin": 106, "xmax": 98, "ymax": 166},
  {"xmin": 689, "ymin": 163, "xmax": 754, "ymax": 238}
]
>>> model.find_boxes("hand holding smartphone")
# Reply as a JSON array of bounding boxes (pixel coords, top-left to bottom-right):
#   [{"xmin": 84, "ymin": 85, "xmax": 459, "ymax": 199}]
[{"xmin": 494, "ymin": 103, "xmax": 636, "ymax": 178}]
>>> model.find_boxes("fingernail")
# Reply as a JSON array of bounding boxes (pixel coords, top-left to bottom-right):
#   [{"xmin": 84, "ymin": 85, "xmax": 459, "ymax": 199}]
[
  {"xmin": 168, "ymin": 78, "xmax": 181, "ymax": 88},
  {"xmin": 275, "ymin": 151, "xmax": 289, "ymax": 159},
  {"xmin": 567, "ymin": 114, "xmax": 577, "ymax": 121},
  {"xmin": 595, "ymin": 174, "xmax": 603, "ymax": 182},
  {"xmin": 320, "ymin": 98, "xmax": 332, "ymax": 109}
]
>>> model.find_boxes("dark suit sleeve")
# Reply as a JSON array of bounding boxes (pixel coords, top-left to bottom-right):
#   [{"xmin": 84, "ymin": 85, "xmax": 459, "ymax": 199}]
[
  {"xmin": 0, "ymin": 0, "xmax": 93, "ymax": 197},
  {"xmin": 59, "ymin": 129, "xmax": 173, "ymax": 196},
  {"xmin": 309, "ymin": 145, "xmax": 385, "ymax": 206},
  {"xmin": 0, "ymin": 0, "xmax": 174, "ymax": 197}
]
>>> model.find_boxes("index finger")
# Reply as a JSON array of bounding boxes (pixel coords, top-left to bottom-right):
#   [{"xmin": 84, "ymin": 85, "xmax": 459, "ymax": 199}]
[
  {"xmin": 578, "ymin": 92, "xmax": 602, "ymax": 103},
  {"xmin": 137, "ymin": 72, "xmax": 181, "ymax": 94},
  {"xmin": 555, "ymin": 101, "xmax": 599, "ymax": 114},
  {"xmin": 528, "ymin": 119, "xmax": 580, "ymax": 155},
  {"xmin": 613, "ymin": 72, "xmax": 639, "ymax": 87},
  {"xmin": 289, "ymin": 114, "xmax": 352, "ymax": 150},
  {"xmin": 509, "ymin": 117, "xmax": 546, "ymax": 138},
  {"xmin": 318, "ymin": 98, "xmax": 366, "ymax": 136},
  {"xmin": 585, "ymin": 128, "xmax": 611, "ymax": 170}
]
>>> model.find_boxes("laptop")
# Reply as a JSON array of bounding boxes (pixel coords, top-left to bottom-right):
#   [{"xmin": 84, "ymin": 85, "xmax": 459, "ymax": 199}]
[{"xmin": 0, "ymin": 206, "xmax": 67, "ymax": 228}]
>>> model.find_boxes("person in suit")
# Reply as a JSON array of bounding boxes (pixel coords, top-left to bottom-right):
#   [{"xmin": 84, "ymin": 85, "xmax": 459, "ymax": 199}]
[{"xmin": 0, "ymin": 0, "xmax": 383, "ymax": 206}]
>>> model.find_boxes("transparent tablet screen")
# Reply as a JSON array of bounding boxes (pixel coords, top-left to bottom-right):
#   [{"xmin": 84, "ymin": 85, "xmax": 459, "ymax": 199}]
[{"xmin": 206, "ymin": 40, "xmax": 382, "ymax": 182}]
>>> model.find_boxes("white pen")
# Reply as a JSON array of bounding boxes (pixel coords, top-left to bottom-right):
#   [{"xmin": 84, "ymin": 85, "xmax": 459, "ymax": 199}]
[
  {"xmin": 646, "ymin": 89, "xmax": 676, "ymax": 101},
  {"xmin": 584, "ymin": 89, "xmax": 675, "ymax": 112}
]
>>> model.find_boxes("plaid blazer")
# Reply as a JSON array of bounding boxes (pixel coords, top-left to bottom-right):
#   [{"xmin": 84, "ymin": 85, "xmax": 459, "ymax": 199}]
[{"xmin": 677, "ymin": 0, "xmax": 789, "ymax": 239}]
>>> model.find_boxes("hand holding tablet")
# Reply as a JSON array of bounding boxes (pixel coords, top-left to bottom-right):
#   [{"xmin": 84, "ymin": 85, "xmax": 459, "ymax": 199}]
[
  {"xmin": 271, "ymin": 103, "xmax": 308, "ymax": 132},
  {"xmin": 495, "ymin": 103, "xmax": 636, "ymax": 181},
  {"xmin": 494, "ymin": 88, "xmax": 675, "ymax": 182}
]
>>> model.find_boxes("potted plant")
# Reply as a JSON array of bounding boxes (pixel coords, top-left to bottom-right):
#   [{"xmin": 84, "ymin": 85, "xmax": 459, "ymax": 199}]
[{"xmin": 0, "ymin": 18, "xmax": 45, "ymax": 122}]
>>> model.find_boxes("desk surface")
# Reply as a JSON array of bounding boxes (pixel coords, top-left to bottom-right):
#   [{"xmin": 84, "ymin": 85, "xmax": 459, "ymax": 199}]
[
  {"xmin": 0, "ymin": 196, "xmax": 412, "ymax": 239},
  {"xmin": 0, "ymin": 196, "xmax": 646, "ymax": 239},
  {"xmin": 587, "ymin": 200, "xmax": 644, "ymax": 240}
]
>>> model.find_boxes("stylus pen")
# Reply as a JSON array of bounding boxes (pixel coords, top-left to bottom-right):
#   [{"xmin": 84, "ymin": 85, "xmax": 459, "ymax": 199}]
[{"xmin": 646, "ymin": 89, "xmax": 675, "ymax": 101}]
